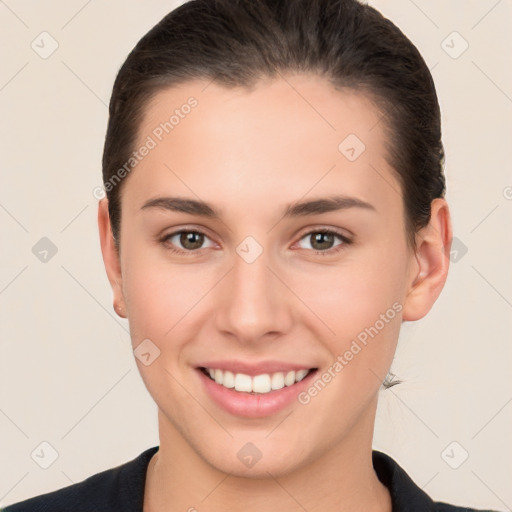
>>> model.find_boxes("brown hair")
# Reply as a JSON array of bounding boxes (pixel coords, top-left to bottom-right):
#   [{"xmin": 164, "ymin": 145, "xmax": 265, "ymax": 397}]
[{"xmin": 102, "ymin": 0, "xmax": 445, "ymax": 252}]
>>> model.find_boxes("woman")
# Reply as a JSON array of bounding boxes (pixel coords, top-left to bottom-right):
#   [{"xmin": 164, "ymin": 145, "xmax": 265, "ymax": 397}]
[{"xmin": 2, "ymin": 0, "xmax": 500, "ymax": 511}]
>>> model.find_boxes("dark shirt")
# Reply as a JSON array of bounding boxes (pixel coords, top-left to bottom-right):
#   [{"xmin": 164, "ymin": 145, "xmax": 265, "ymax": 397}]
[{"xmin": 1, "ymin": 446, "xmax": 498, "ymax": 511}]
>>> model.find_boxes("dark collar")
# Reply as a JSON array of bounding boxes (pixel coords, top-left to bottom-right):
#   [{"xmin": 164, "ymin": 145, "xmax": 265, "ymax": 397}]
[
  {"xmin": 4, "ymin": 446, "xmax": 490, "ymax": 511},
  {"xmin": 373, "ymin": 450, "xmax": 434, "ymax": 511}
]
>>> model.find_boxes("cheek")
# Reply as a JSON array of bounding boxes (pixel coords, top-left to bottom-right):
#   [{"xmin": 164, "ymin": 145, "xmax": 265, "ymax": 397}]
[
  {"xmin": 295, "ymin": 269, "xmax": 403, "ymax": 421},
  {"xmin": 295, "ymin": 242, "xmax": 407, "ymax": 390},
  {"xmin": 291, "ymin": 244, "xmax": 407, "ymax": 337},
  {"xmin": 123, "ymin": 263, "xmax": 210, "ymax": 341},
  {"xmin": 120, "ymin": 239, "xmax": 190, "ymax": 339},
  {"xmin": 120, "ymin": 254, "xmax": 207, "ymax": 402},
  {"xmin": 343, "ymin": 251, "xmax": 407, "ymax": 381}
]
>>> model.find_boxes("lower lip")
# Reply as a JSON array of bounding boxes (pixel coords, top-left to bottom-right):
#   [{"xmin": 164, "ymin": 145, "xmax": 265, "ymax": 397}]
[{"xmin": 196, "ymin": 368, "xmax": 317, "ymax": 418}]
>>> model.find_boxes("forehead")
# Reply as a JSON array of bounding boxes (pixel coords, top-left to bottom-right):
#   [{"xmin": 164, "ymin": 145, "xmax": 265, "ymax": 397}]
[
  {"xmin": 139, "ymin": 74, "xmax": 385, "ymax": 150},
  {"xmin": 124, "ymin": 75, "xmax": 402, "ymax": 222}
]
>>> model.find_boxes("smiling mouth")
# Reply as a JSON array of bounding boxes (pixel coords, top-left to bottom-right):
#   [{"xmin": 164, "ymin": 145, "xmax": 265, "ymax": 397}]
[{"xmin": 199, "ymin": 366, "xmax": 318, "ymax": 394}]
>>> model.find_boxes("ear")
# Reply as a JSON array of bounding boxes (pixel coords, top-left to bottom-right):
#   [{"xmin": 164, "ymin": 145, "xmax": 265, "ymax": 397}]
[
  {"xmin": 402, "ymin": 198, "xmax": 453, "ymax": 321},
  {"xmin": 98, "ymin": 198, "xmax": 126, "ymax": 318}
]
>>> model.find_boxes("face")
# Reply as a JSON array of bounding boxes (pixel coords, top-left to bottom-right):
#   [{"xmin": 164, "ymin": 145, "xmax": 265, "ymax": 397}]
[{"xmin": 100, "ymin": 74, "xmax": 439, "ymax": 478}]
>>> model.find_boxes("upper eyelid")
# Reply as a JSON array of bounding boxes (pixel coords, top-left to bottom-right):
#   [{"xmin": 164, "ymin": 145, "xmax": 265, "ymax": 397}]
[
  {"xmin": 299, "ymin": 227, "xmax": 351, "ymax": 239},
  {"xmin": 290, "ymin": 225, "xmax": 353, "ymax": 245}
]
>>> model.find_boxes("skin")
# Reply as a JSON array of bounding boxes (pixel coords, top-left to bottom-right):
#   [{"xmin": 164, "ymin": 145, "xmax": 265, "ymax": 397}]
[{"xmin": 98, "ymin": 74, "xmax": 452, "ymax": 512}]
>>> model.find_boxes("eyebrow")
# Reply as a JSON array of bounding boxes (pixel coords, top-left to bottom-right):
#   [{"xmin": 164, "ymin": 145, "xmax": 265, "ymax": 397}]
[{"xmin": 140, "ymin": 194, "xmax": 376, "ymax": 219}]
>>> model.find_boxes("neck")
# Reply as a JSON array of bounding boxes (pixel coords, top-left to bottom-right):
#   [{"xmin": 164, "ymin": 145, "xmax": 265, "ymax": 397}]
[{"xmin": 143, "ymin": 401, "xmax": 391, "ymax": 512}]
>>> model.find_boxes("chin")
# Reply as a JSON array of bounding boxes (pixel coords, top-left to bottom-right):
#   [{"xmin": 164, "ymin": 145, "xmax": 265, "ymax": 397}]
[{"xmin": 205, "ymin": 450, "xmax": 305, "ymax": 479}]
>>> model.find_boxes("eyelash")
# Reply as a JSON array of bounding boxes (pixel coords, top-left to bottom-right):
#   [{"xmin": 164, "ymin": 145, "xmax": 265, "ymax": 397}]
[{"xmin": 159, "ymin": 228, "xmax": 352, "ymax": 257}]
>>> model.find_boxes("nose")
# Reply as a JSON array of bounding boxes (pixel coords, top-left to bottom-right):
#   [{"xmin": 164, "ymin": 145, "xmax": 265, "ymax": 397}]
[{"xmin": 214, "ymin": 246, "xmax": 294, "ymax": 344}]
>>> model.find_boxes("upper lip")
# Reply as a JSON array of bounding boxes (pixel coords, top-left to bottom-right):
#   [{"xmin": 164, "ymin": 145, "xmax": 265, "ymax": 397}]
[{"xmin": 197, "ymin": 360, "xmax": 318, "ymax": 376}]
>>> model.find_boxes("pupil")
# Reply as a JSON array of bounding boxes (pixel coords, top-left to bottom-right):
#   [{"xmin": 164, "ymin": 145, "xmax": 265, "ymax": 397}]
[
  {"xmin": 181, "ymin": 232, "xmax": 203, "ymax": 250},
  {"xmin": 312, "ymin": 232, "xmax": 333, "ymax": 250}
]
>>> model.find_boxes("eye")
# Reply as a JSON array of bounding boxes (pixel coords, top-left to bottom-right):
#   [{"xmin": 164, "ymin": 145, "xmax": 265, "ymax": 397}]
[
  {"xmin": 160, "ymin": 227, "xmax": 352, "ymax": 257},
  {"xmin": 160, "ymin": 229, "xmax": 216, "ymax": 255},
  {"xmin": 295, "ymin": 228, "xmax": 351, "ymax": 255}
]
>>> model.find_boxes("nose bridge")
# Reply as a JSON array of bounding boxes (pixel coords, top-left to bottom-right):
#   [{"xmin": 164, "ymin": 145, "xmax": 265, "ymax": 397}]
[{"xmin": 215, "ymin": 241, "xmax": 292, "ymax": 341}]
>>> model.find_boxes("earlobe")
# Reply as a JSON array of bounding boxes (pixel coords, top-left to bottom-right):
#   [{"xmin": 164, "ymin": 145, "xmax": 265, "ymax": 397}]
[
  {"xmin": 98, "ymin": 198, "xmax": 126, "ymax": 316},
  {"xmin": 402, "ymin": 198, "xmax": 453, "ymax": 321}
]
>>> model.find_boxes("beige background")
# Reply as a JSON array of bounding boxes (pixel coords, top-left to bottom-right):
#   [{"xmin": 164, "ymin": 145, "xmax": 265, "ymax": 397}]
[{"xmin": 1, "ymin": 0, "xmax": 511, "ymax": 509}]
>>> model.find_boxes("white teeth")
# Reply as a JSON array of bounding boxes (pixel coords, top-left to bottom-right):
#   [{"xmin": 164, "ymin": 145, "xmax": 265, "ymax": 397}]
[
  {"xmin": 222, "ymin": 370, "xmax": 235, "ymax": 388},
  {"xmin": 284, "ymin": 371, "xmax": 296, "ymax": 386},
  {"xmin": 234, "ymin": 373, "xmax": 252, "ymax": 392},
  {"xmin": 295, "ymin": 369, "xmax": 309, "ymax": 382},
  {"xmin": 271, "ymin": 372, "xmax": 285, "ymax": 390},
  {"xmin": 252, "ymin": 374, "xmax": 271, "ymax": 393},
  {"xmin": 204, "ymin": 368, "xmax": 312, "ymax": 394}
]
